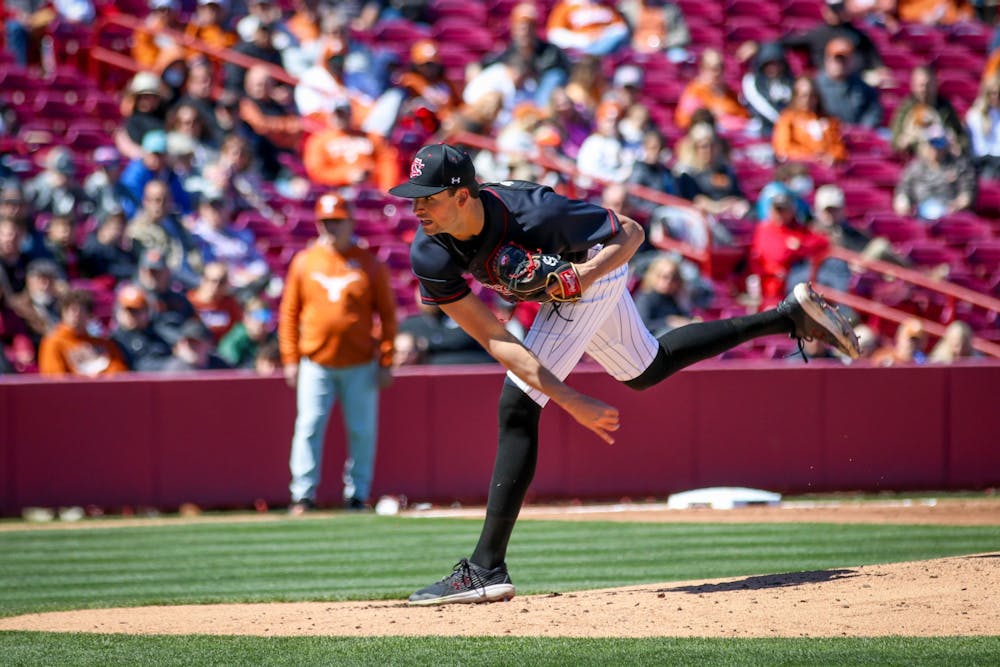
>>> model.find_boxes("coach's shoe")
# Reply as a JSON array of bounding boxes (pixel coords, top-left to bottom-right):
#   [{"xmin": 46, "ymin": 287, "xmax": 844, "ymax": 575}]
[
  {"xmin": 778, "ymin": 283, "xmax": 860, "ymax": 359},
  {"xmin": 343, "ymin": 497, "xmax": 371, "ymax": 512},
  {"xmin": 288, "ymin": 499, "xmax": 315, "ymax": 516},
  {"xmin": 408, "ymin": 558, "xmax": 516, "ymax": 606}
]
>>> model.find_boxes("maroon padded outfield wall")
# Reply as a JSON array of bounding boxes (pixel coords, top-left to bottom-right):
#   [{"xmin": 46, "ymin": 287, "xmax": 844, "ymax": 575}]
[{"xmin": 1, "ymin": 360, "xmax": 998, "ymax": 516}]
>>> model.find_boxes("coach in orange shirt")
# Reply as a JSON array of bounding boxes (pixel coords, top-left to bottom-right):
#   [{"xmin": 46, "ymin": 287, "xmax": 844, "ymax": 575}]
[{"xmin": 279, "ymin": 192, "xmax": 397, "ymax": 513}]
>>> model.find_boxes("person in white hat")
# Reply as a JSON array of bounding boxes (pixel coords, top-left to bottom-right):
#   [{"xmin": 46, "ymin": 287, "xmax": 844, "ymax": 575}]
[{"xmin": 115, "ymin": 72, "xmax": 168, "ymax": 161}]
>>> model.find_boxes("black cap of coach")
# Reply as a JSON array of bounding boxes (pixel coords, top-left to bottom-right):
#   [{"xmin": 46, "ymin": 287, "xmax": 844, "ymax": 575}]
[{"xmin": 389, "ymin": 143, "xmax": 478, "ymax": 198}]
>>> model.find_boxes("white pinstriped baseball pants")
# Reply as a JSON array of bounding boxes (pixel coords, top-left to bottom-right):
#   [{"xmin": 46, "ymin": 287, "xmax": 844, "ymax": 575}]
[{"xmin": 506, "ymin": 261, "xmax": 660, "ymax": 407}]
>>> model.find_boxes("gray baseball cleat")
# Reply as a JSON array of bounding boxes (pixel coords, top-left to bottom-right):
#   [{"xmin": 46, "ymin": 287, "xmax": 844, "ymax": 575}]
[
  {"xmin": 408, "ymin": 558, "xmax": 516, "ymax": 606},
  {"xmin": 778, "ymin": 283, "xmax": 861, "ymax": 359}
]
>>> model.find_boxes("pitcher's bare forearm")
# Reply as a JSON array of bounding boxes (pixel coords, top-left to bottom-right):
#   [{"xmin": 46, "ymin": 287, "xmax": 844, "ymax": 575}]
[{"xmin": 441, "ymin": 295, "xmax": 620, "ymax": 443}]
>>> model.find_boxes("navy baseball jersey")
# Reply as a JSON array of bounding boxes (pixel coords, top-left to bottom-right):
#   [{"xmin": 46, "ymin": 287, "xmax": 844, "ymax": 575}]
[{"xmin": 410, "ymin": 181, "xmax": 621, "ymax": 305}]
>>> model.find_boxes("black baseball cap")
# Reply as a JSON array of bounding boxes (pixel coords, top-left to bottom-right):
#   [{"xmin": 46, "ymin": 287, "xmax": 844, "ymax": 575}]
[{"xmin": 388, "ymin": 144, "xmax": 477, "ymax": 198}]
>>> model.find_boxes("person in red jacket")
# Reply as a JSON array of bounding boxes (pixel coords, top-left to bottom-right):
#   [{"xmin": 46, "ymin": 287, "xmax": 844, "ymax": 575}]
[{"xmin": 750, "ymin": 192, "xmax": 830, "ymax": 308}]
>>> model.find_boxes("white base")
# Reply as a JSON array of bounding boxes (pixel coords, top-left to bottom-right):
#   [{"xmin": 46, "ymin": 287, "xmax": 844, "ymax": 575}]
[{"xmin": 666, "ymin": 487, "xmax": 782, "ymax": 510}]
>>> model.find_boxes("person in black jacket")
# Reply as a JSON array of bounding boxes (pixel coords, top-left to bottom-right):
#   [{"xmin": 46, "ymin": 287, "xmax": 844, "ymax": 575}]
[
  {"xmin": 110, "ymin": 283, "xmax": 174, "ymax": 371},
  {"xmin": 741, "ymin": 41, "xmax": 794, "ymax": 138},
  {"xmin": 738, "ymin": 0, "xmax": 891, "ymax": 88},
  {"xmin": 79, "ymin": 208, "xmax": 138, "ymax": 283},
  {"xmin": 397, "ymin": 299, "xmax": 493, "ymax": 365}
]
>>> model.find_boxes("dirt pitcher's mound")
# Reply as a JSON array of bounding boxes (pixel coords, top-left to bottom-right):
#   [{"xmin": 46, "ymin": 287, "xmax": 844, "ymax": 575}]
[{"xmin": 2, "ymin": 553, "xmax": 998, "ymax": 638}]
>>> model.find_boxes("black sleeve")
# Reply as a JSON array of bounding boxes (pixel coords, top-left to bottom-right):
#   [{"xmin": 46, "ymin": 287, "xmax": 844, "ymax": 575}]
[
  {"xmin": 529, "ymin": 186, "xmax": 621, "ymax": 253},
  {"xmin": 410, "ymin": 233, "xmax": 471, "ymax": 306}
]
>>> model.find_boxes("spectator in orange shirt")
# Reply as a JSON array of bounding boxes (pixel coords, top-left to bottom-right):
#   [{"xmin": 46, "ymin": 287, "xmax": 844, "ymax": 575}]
[
  {"xmin": 184, "ymin": 0, "xmax": 238, "ymax": 58},
  {"xmin": 133, "ymin": 0, "xmax": 185, "ymax": 69},
  {"xmin": 750, "ymin": 192, "xmax": 831, "ymax": 308},
  {"xmin": 302, "ymin": 102, "xmax": 400, "ymax": 192},
  {"xmin": 773, "ymin": 76, "xmax": 848, "ymax": 166},
  {"xmin": 280, "ymin": 192, "xmax": 396, "ymax": 513},
  {"xmin": 187, "ymin": 261, "xmax": 243, "ymax": 342},
  {"xmin": 675, "ymin": 48, "xmax": 750, "ymax": 133},
  {"xmin": 38, "ymin": 289, "xmax": 129, "ymax": 376},
  {"xmin": 619, "ymin": 0, "xmax": 690, "ymax": 58},
  {"xmin": 545, "ymin": 0, "xmax": 631, "ymax": 56},
  {"xmin": 894, "ymin": 0, "xmax": 974, "ymax": 24}
]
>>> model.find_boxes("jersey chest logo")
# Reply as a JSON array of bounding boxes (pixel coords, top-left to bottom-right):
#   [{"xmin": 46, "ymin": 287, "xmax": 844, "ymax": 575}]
[{"xmin": 311, "ymin": 271, "xmax": 362, "ymax": 302}]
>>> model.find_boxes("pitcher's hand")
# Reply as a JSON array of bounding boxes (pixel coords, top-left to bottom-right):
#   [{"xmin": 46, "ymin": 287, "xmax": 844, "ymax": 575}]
[{"xmin": 564, "ymin": 394, "xmax": 620, "ymax": 445}]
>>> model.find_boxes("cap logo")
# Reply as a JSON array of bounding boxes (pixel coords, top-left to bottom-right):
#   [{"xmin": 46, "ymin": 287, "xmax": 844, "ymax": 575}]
[
  {"xmin": 319, "ymin": 195, "xmax": 339, "ymax": 214},
  {"xmin": 410, "ymin": 157, "xmax": 425, "ymax": 178},
  {"xmin": 451, "ymin": 177, "xmax": 461, "ymax": 184}
]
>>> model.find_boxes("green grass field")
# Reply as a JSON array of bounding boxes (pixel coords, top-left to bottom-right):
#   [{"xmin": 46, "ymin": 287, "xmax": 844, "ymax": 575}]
[{"xmin": 2, "ymin": 513, "xmax": 999, "ymax": 665}]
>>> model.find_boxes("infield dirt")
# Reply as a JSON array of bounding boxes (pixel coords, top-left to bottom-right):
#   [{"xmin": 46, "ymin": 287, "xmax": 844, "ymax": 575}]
[{"xmin": 1, "ymin": 499, "xmax": 998, "ymax": 638}]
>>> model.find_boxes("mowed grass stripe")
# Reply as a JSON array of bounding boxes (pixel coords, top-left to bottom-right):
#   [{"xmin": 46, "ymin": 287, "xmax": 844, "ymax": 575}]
[
  {"xmin": 1, "ymin": 518, "xmax": 998, "ymax": 617},
  {"xmin": 16, "ymin": 516, "xmax": 964, "ymax": 555},
  {"xmin": 2, "ymin": 633, "xmax": 1000, "ymax": 667},
  {"xmin": 5, "ymin": 521, "xmax": 991, "ymax": 572}
]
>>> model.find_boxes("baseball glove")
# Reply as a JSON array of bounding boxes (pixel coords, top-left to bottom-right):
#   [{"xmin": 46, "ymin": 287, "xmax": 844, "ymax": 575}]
[{"xmin": 492, "ymin": 243, "xmax": 583, "ymax": 303}]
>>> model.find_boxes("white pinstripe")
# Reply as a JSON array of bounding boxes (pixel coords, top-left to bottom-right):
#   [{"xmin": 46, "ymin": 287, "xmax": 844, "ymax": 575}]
[{"xmin": 506, "ymin": 262, "xmax": 660, "ymax": 407}]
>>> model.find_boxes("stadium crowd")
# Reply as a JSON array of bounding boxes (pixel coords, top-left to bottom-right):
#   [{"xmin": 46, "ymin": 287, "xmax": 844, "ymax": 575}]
[{"xmin": 2, "ymin": 0, "xmax": 999, "ymax": 375}]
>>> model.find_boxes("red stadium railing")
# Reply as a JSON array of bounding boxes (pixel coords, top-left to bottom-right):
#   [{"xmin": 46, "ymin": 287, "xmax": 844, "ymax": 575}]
[
  {"xmin": 824, "ymin": 245, "xmax": 1000, "ymax": 317},
  {"xmin": 87, "ymin": 13, "xmax": 296, "ymax": 89},
  {"xmin": 813, "ymin": 247, "xmax": 1000, "ymax": 358}
]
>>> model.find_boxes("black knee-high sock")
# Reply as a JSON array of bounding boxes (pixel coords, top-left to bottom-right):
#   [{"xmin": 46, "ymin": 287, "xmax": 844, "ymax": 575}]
[
  {"xmin": 625, "ymin": 309, "xmax": 794, "ymax": 390},
  {"xmin": 471, "ymin": 383, "xmax": 541, "ymax": 570}
]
